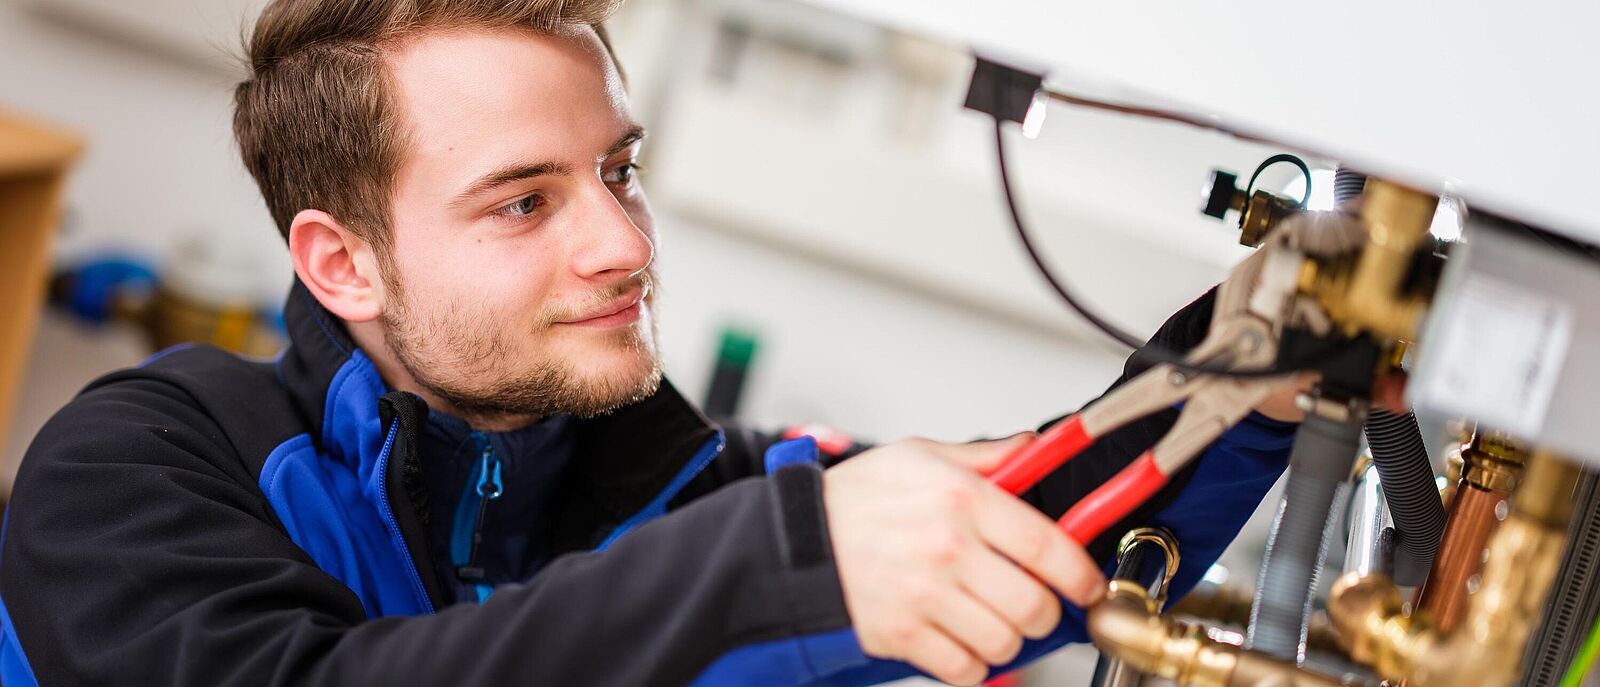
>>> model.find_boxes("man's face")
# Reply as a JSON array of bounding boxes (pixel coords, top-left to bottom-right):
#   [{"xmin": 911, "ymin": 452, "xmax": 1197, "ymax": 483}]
[{"xmin": 378, "ymin": 26, "xmax": 660, "ymax": 422}]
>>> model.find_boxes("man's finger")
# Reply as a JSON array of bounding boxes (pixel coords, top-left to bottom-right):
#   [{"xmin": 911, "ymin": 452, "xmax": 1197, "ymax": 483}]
[
  {"xmin": 958, "ymin": 547, "xmax": 1062, "ymax": 639},
  {"xmin": 901, "ymin": 626, "xmax": 988, "ymax": 687},
  {"xmin": 971, "ymin": 483, "xmax": 1106, "ymax": 607},
  {"xmin": 925, "ymin": 584, "xmax": 1024, "ymax": 666},
  {"xmin": 925, "ymin": 433, "xmax": 1035, "ymax": 473}
]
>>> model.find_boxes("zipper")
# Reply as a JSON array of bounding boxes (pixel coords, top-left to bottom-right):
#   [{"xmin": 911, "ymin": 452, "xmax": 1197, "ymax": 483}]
[
  {"xmin": 454, "ymin": 431, "xmax": 502, "ymax": 588},
  {"xmin": 374, "ymin": 417, "xmax": 436, "ymax": 614}
]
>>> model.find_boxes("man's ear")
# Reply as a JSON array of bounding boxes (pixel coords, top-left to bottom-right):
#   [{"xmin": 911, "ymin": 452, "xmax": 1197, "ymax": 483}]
[{"xmin": 288, "ymin": 209, "xmax": 385, "ymax": 323}]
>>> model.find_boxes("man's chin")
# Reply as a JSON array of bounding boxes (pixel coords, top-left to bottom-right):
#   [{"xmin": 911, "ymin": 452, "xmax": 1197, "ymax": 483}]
[{"xmin": 561, "ymin": 350, "xmax": 662, "ymax": 413}]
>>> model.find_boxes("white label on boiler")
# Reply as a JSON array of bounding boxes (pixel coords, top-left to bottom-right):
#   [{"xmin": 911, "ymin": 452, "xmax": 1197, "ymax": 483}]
[{"xmin": 1414, "ymin": 273, "xmax": 1573, "ymax": 437}]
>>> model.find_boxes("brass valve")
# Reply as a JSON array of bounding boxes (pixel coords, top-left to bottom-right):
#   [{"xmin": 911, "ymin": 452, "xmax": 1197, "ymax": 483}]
[
  {"xmin": 1201, "ymin": 169, "xmax": 1303, "ymax": 248},
  {"xmin": 1296, "ymin": 179, "xmax": 1438, "ymax": 341}
]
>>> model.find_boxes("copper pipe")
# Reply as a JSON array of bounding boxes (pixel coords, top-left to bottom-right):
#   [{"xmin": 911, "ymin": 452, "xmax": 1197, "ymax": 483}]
[
  {"xmin": 1326, "ymin": 452, "xmax": 1580, "ymax": 686},
  {"xmin": 1413, "ymin": 433, "xmax": 1524, "ymax": 632},
  {"xmin": 1415, "ymin": 483, "xmax": 1505, "ymax": 631}
]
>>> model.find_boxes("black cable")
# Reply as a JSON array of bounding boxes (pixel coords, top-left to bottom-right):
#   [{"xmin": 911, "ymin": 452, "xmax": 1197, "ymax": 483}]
[
  {"xmin": 993, "ymin": 119, "xmax": 1336, "ymax": 379},
  {"xmin": 1245, "ymin": 154, "xmax": 1313, "ymax": 208}
]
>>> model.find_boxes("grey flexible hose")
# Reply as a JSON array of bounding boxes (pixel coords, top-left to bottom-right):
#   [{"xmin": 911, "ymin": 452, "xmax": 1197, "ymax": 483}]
[
  {"xmin": 1331, "ymin": 167, "xmax": 1447, "ymax": 586},
  {"xmin": 1245, "ymin": 410, "xmax": 1364, "ymax": 662},
  {"xmin": 1332, "ymin": 167, "xmax": 1369, "ymax": 206},
  {"xmin": 1364, "ymin": 409, "xmax": 1445, "ymax": 585}
]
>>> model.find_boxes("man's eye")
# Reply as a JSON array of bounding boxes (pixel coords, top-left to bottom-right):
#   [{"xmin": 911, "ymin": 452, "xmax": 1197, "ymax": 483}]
[
  {"xmin": 604, "ymin": 163, "xmax": 641, "ymax": 187},
  {"xmin": 495, "ymin": 193, "xmax": 545, "ymax": 218}
]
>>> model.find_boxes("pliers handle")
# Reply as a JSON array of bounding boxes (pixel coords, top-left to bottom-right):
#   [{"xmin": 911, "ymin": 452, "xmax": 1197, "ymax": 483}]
[
  {"xmin": 982, "ymin": 243, "xmax": 1303, "ymax": 544},
  {"xmin": 983, "ymin": 360, "xmax": 1277, "ymax": 543}
]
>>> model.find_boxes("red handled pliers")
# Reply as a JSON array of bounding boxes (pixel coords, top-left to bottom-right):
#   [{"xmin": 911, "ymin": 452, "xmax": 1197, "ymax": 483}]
[{"xmin": 982, "ymin": 243, "xmax": 1306, "ymax": 544}]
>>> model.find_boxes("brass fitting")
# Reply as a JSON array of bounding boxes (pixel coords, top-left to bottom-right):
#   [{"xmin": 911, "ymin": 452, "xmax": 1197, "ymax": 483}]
[
  {"xmin": 1168, "ymin": 583, "xmax": 1344, "ymax": 657},
  {"xmin": 1465, "ymin": 431, "xmax": 1527, "ymax": 492},
  {"xmin": 1325, "ymin": 573, "xmax": 1420, "ymax": 673},
  {"xmin": 1170, "ymin": 582, "xmax": 1255, "ymax": 628},
  {"xmin": 1088, "ymin": 584, "xmax": 1352, "ymax": 687},
  {"xmin": 1441, "ymin": 446, "xmax": 1463, "ymax": 507},
  {"xmin": 1118, "ymin": 527, "xmax": 1181, "ymax": 602},
  {"xmin": 1299, "ymin": 179, "xmax": 1437, "ymax": 341},
  {"xmin": 1240, "ymin": 190, "xmax": 1300, "ymax": 248},
  {"xmin": 1325, "ymin": 452, "xmax": 1581, "ymax": 686}
]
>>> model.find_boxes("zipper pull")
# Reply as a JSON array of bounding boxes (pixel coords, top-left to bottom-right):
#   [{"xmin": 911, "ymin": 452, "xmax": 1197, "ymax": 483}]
[
  {"xmin": 457, "ymin": 432, "xmax": 502, "ymax": 584},
  {"xmin": 476, "ymin": 441, "xmax": 504, "ymax": 500}
]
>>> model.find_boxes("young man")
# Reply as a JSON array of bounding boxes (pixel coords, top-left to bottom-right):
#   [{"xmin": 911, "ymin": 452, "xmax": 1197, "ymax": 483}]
[{"xmin": 0, "ymin": 1, "xmax": 1302, "ymax": 685}]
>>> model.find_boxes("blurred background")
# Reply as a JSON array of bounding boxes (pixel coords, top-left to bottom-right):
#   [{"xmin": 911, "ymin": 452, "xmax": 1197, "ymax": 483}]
[{"xmin": 0, "ymin": 0, "xmax": 1345, "ymax": 682}]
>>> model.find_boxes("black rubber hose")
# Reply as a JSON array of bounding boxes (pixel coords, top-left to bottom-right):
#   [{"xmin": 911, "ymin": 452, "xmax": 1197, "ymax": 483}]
[
  {"xmin": 1246, "ymin": 411, "xmax": 1364, "ymax": 662},
  {"xmin": 1365, "ymin": 409, "xmax": 1445, "ymax": 585},
  {"xmin": 1331, "ymin": 167, "xmax": 1447, "ymax": 586}
]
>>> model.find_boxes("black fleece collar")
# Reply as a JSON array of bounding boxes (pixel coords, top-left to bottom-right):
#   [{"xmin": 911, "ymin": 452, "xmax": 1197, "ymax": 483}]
[{"xmin": 275, "ymin": 279, "xmax": 721, "ymax": 542}]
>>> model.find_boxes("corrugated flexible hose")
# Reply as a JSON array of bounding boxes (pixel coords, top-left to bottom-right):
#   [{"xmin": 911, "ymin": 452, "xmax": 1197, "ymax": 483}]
[
  {"xmin": 1245, "ymin": 411, "xmax": 1364, "ymax": 662},
  {"xmin": 1364, "ymin": 408, "xmax": 1445, "ymax": 585}
]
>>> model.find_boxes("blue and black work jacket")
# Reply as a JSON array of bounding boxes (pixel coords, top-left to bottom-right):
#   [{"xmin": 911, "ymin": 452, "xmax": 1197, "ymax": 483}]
[{"xmin": 0, "ymin": 283, "xmax": 1296, "ymax": 685}]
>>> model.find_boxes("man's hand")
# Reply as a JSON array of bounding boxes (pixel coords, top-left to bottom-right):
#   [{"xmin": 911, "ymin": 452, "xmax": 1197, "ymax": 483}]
[
  {"xmin": 823, "ymin": 435, "xmax": 1106, "ymax": 686},
  {"xmin": 1253, "ymin": 370, "xmax": 1411, "ymax": 422},
  {"xmin": 1254, "ymin": 372, "xmax": 1319, "ymax": 423}
]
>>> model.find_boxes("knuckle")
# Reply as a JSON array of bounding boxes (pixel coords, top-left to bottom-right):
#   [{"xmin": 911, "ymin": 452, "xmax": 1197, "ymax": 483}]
[
  {"xmin": 902, "ymin": 577, "xmax": 940, "ymax": 608},
  {"xmin": 924, "ymin": 530, "xmax": 965, "ymax": 567},
  {"xmin": 937, "ymin": 482, "xmax": 975, "ymax": 513},
  {"xmin": 929, "ymin": 651, "xmax": 982, "ymax": 686},
  {"xmin": 979, "ymin": 629, "xmax": 1023, "ymax": 665},
  {"xmin": 1074, "ymin": 574, "xmax": 1107, "ymax": 604},
  {"xmin": 1009, "ymin": 524, "xmax": 1054, "ymax": 567},
  {"xmin": 998, "ymin": 632, "xmax": 1025, "ymax": 665},
  {"xmin": 1019, "ymin": 590, "xmax": 1061, "ymax": 636},
  {"xmin": 881, "ymin": 619, "xmax": 921, "ymax": 648},
  {"xmin": 856, "ymin": 629, "xmax": 893, "ymax": 657}
]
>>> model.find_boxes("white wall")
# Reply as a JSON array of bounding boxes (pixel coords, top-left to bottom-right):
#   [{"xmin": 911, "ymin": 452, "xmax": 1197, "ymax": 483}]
[
  {"xmin": 0, "ymin": 0, "xmax": 1146, "ymax": 442},
  {"xmin": 657, "ymin": 212, "xmax": 1127, "ymax": 442}
]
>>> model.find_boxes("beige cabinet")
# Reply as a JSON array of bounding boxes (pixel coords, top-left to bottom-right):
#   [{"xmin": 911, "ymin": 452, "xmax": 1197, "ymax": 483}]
[{"xmin": 0, "ymin": 111, "xmax": 82, "ymax": 499}]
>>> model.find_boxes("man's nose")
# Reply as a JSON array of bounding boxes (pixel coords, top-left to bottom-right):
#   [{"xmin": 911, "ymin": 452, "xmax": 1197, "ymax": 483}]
[{"xmin": 569, "ymin": 184, "xmax": 654, "ymax": 280}]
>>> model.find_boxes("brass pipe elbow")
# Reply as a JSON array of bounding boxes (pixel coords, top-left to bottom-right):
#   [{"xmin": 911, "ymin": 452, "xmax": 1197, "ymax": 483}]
[
  {"xmin": 1088, "ymin": 585, "xmax": 1176, "ymax": 675},
  {"xmin": 1324, "ymin": 452, "xmax": 1580, "ymax": 686},
  {"xmin": 1325, "ymin": 573, "xmax": 1425, "ymax": 676},
  {"xmin": 1087, "ymin": 584, "xmax": 1350, "ymax": 687}
]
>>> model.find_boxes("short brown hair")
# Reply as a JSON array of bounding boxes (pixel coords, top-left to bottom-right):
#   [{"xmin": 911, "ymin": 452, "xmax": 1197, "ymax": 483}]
[{"xmin": 233, "ymin": 0, "xmax": 623, "ymax": 259}]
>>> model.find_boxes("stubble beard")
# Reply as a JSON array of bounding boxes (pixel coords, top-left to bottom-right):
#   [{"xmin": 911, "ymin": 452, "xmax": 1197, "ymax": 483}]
[{"xmin": 380, "ymin": 272, "xmax": 663, "ymax": 424}]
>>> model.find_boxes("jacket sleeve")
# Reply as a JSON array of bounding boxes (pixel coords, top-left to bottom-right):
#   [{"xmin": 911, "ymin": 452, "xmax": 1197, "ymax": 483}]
[
  {"xmin": 681, "ymin": 420, "xmax": 871, "ymax": 500},
  {"xmin": 0, "ymin": 379, "xmax": 852, "ymax": 687}
]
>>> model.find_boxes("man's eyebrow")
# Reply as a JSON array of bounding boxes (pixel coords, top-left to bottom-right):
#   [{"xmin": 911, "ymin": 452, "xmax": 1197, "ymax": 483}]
[
  {"xmin": 450, "ymin": 125, "xmax": 646, "ymax": 210},
  {"xmin": 604, "ymin": 124, "xmax": 647, "ymax": 159},
  {"xmin": 452, "ymin": 160, "xmax": 575, "ymax": 209}
]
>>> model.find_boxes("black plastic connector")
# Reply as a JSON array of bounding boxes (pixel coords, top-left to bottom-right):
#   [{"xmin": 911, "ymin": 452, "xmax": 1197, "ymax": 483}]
[
  {"xmin": 1202, "ymin": 170, "xmax": 1241, "ymax": 220},
  {"xmin": 964, "ymin": 56, "xmax": 1044, "ymax": 124}
]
